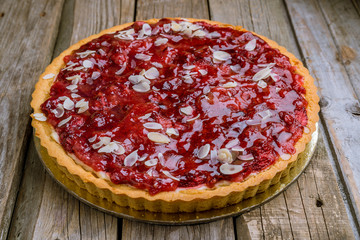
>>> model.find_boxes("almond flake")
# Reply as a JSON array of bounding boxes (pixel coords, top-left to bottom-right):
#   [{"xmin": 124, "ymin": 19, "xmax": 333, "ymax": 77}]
[
  {"xmin": 183, "ymin": 64, "xmax": 196, "ymax": 70},
  {"xmin": 43, "ymin": 73, "xmax": 55, "ymax": 79},
  {"xmin": 145, "ymin": 158, "xmax": 158, "ymax": 167},
  {"xmin": 144, "ymin": 67, "xmax": 159, "ymax": 80},
  {"xmin": 225, "ymin": 139, "xmax": 239, "ymax": 149},
  {"xmin": 113, "ymin": 142, "xmax": 125, "ymax": 155},
  {"xmin": 58, "ymin": 116, "xmax": 72, "ymax": 127},
  {"xmin": 75, "ymin": 99, "xmax": 89, "ymax": 113},
  {"xmin": 199, "ymin": 69, "xmax": 208, "ymax": 75},
  {"xmin": 198, "ymin": 144, "xmax": 210, "ymax": 159},
  {"xmin": 186, "ymin": 114, "xmax": 200, "ymax": 122},
  {"xmin": 162, "ymin": 170, "xmax": 180, "ymax": 181},
  {"xmin": 222, "ymin": 81, "xmax": 237, "ymax": 88},
  {"xmin": 138, "ymin": 154, "xmax": 149, "ymax": 161},
  {"xmin": 213, "ymin": 51, "xmax": 231, "ymax": 61},
  {"xmin": 115, "ymin": 63, "xmax": 127, "ymax": 75},
  {"xmin": 92, "ymin": 71, "xmax": 101, "ymax": 79},
  {"xmin": 163, "ymin": 23, "xmax": 171, "ymax": 32},
  {"xmin": 98, "ymin": 142, "xmax": 119, "ymax": 154},
  {"xmin": 73, "ymin": 66, "xmax": 85, "ymax": 71},
  {"xmin": 180, "ymin": 106, "xmax": 193, "ymax": 116},
  {"xmin": 152, "ymin": 62, "xmax": 163, "ymax": 68},
  {"xmin": 66, "ymin": 85, "xmax": 78, "ymax": 92},
  {"xmin": 133, "ymin": 81, "xmax": 151, "ymax": 93},
  {"xmin": 52, "ymin": 104, "xmax": 64, "ymax": 118},
  {"xmin": 33, "ymin": 113, "xmax": 47, "ymax": 121},
  {"xmin": 244, "ymin": 39, "xmax": 257, "ymax": 51},
  {"xmin": 252, "ymin": 67, "xmax": 272, "ymax": 81},
  {"xmin": 183, "ymin": 75, "xmax": 193, "ymax": 84},
  {"xmin": 257, "ymin": 80, "xmax": 267, "ymax": 88},
  {"xmin": 172, "ymin": 35, "xmax": 183, "ymax": 42},
  {"xmin": 154, "ymin": 38, "xmax": 168, "ymax": 46},
  {"xmin": 76, "ymin": 50, "xmax": 96, "ymax": 58},
  {"xmin": 71, "ymin": 93, "xmax": 81, "ymax": 98},
  {"xmin": 147, "ymin": 132, "xmax": 170, "ymax": 144},
  {"xmin": 270, "ymin": 72, "xmax": 280, "ymax": 82},
  {"xmin": 51, "ymin": 132, "xmax": 60, "ymax": 143},
  {"xmin": 217, "ymin": 148, "xmax": 233, "ymax": 164},
  {"xmin": 124, "ymin": 150, "xmax": 139, "ymax": 167},
  {"xmin": 142, "ymin": 23, "xmax": 152, "ymax": 36},
  {"xmin": 276, "ymin": 87, "xmax": 281, "ymax": 93},
  {"xmin": 139, "ymin": 113, "xmax": 152, "ymax": 120},
  {"xmin": 238, "ymin": 154, "xmax": 254, "ymax": 161},
  {"xmin": 203, "ymin": 85, "xmax": 210, "ymax": 94},
  {"xmin": 135, "ymin": 53, "xmax": 152, "ymax": 61},
  {"xmin": 88, "ymin": 135, "xmax": 97, "ymax": 143},
  {"xmin": 220, "ymin": 163, "xmax": 243, "ymax": 175},
  {"xmin": 258, "ymin": 110, "xmax": 272, "ymax": 121},
  {"xmin": 210, "ymin": 150, "xmax": 218, "ymax": 161},
  {"xmin": 231, "ymin": 146, "xmax": 245, "ymax": 152},
  {"xmin": 281, "ymin": 154, "xmax": 291, "ymax": 160},
  {"xmin": 82, "ymin": 60, "xmax": 94, "ymax": 68},
  {"xmin": 143, "ymin": 122, "xmax": 163, "ymax": 130},
  {"xmin": 171, "ymin": 21, "xmax": 182, "ymax": 32},
  {"xmin": 63, "ymin": 98, "xmax": 74, "ymax": 110},
  {"xmin": 230, "ymin": 64, "xmax": 241, "ymax": 73},
  {"xmin": 129, "ymin": 75, "xmax": 146, "ymax": 84},
  {"xmin": 166, "ymin": 128, "xmax": 179, "ymax": 136},
  {"xmin": 192, "ymin": 29, "xmax": 206, "ymax": 37}
]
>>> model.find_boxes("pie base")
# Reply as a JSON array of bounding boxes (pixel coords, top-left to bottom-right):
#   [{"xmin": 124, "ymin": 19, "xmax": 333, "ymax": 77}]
[{"xmin": 31, "ymin": 18, "xmax": 320, "ymax": 213}]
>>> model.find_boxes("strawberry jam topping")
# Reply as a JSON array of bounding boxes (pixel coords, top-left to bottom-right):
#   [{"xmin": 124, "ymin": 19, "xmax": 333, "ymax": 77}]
[{"xmin": 41, "ymin": 19, "xmax": 308, "ymax": 195}]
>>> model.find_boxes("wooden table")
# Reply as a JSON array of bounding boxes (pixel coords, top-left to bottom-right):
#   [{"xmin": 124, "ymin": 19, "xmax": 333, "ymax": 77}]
[{"xmin": 1, "ymin": 0, "xmax": 359, "ymax": 239}]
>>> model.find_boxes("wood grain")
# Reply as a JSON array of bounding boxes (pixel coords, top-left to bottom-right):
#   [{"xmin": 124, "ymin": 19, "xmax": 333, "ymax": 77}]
[
  {"xmin": 7, "ymin": 0, "xmax": 134, "ymax": 239},
  {"xmin": 0, "ymin": 0, "xmax": 64, "ymax": 238},
  {"xmin": 285, "ymin": 0, "xmax": 360, "ymax": 224}
]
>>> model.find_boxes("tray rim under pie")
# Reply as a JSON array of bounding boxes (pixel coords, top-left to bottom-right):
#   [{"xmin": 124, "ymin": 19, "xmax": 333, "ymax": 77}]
[{"xmin": 33, "ymin": 123, "xmax": 318, "ymax": 225}]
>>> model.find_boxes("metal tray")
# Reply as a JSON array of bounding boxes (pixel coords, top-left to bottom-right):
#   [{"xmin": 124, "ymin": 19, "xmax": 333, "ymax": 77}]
[{"xmin": 34, "ymin": 124, "xmax": 318, "ymax": 225}]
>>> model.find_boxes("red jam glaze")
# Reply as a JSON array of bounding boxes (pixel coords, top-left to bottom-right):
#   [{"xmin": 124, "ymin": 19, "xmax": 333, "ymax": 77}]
[{"xmin": 41, "ymin": 19, "xmax": 308, "ymax": 195}]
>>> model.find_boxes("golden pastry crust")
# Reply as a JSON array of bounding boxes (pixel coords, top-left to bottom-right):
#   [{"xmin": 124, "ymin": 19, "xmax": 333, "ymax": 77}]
[{"xmin": 31, "ymin": 18, "xmax": 319, "ymax": 212}]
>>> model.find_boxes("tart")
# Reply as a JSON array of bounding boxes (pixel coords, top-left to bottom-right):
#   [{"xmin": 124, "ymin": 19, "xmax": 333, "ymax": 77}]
[{"xmin": 31, "ymin": 18, "xmax": 319, "ymax": 213}]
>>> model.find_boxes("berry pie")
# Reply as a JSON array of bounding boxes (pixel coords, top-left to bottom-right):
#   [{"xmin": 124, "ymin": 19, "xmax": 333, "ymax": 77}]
[{"xmin": 31, "ymin": 18, "xmax": 319, "ymax": 212}]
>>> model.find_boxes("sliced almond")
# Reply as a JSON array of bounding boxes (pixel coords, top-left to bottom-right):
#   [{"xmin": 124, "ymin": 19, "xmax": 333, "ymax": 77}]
[
  {"xmin": 129, "ymin": 75, "xmax": 146, "ymax": 84},
  {"xmin": 152, "ymin": 62, "xmax": 163, "ymax": 68},
  {"xmin": 171, "ymin": 21, "xmax": 182, "ymax": 32},
  {"xmin": 142, "ymin": 23, "xmax": 152, "ymax": 36},
  {"xmin": 43, "ymin": 73, "xmax": 55, "ymax": 80},
  {"xmin": 133, "ymin": 81, "xmax": 151, "ymax": 93},
  {"xmin": 217, "ymin": 148, "xmax": 233, "ymax": 164},
  {"xmin": 88, "ymin": 135, "xmax": 97, "ymax": 143},
  {"xmin": 199, "ymin": 69, "xmax": 208, "ymax": 75},
  {"xmin": 154, "ymin": 38, "xmax": 168, "ymax": 46},
  {"xmin": 52, "ymin": 104, "xmax": 64, "ymax": 118},
  {"xmin": 147, "ymin": 132, "xmax": 170, "ymax": 144},
  {"xmin": 63, "ymin": 98, "xmax": 74, "ymax": 110},
  {"xmin": 82, "ymin": 60, "xmax": 94, "ymax": 68},
  {"xmin": 230, "ymin": 64, "xmax": 241, "ymax": 73},
  {"xmin": 238, "ymin": 154, "xmax": 254, "ymax": 161},
  {"xmin": 50, "ymin": 132, "xmax": 60, "ymax": 143},
  {"xmin": 180, "ymin": 106, "xmax": 193, "ymax": 116},
  {"xmin": 198, "ymin": 144, "xmax": 210, "ymax": 159},
  {"xmin": 231, "ymin": 146, "xmax": 245, "ymax": 152},
  {"xmin": 124, "ymin": 150, "xmax": 139, "ymax": 167},
  {"xmin": 58, "ymin": 116, "xmax": 72, "ymax": 127},
  {"xmin": 253, "ymin": 67, "xmax": 272, "ymax": 81},
  {"xmin": 135, "ymin": 53, "xmax": 152, "ymax": 61},
  {"xmin": 213, "ymin": 51, "xmax": 231, "ymax": 61},
  {"xmin": 257, "ymin": 80, "xmax": 267, "ymax": 88},
  {"xmin": 162, "ymin": 170, "xmax": 180, "ymax": 181},
  {"xmin": 222, "ymin": 81, "xmax": 237, "ymax": 88},
  {"xmin": 139, "ymin": 113, "xmax": 152, "ymax": 120},
  {"xmin": 186, "ymin": 114, "xmax": 200, "ymax": 122},
  {"xmin": 163, "ymin": 23, "xmax": 171, "ymax": 32},
  {"xmin": 225, "ymin": 139, "xmax": 239, "ymax": 149},
  {"xmin": 166, "ymin": 128, "xmax": 179, "ymax": 136},
  {"xmin": 144, "ymin": 67, "xmax": 159, "ymax": 80},
  {"xmin": 220, "ymin": 164, "xmax": 243, "ymax": 175},
  {"xmin": 143, "ymin": 122, "xmax": 163, "ymax": 130},
  {"xmin": 244, "ymin": 39, "xmax": 257, "ymax": 51},
  {"xmin": 145, "ymin": 158, "xmax": 158, "ymax": 167},
  {"xmin": 98, "ymin": 142, "xmax": 119, "ymax": 153},
  {"xmin": 66, "ymin": 85, "xmax": 78, "ymax": 92},
  {"xmin": 192, "ymin": 29, "xmax": 206, "ymax": 37}
]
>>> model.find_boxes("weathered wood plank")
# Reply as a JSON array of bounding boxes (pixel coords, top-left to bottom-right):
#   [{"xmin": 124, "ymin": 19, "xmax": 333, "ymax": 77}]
[
  {"xmin": 298, "ymin": 125, "xmax": 356, "ymax": 239},
  {"xmin": 317, "ymin": 0, "xmax": 360, "ymax": 97},
  {"xmin": 8, "ymin": 0, "xmax": 135, "ymax": 239},
  {"xmin": 235, "ymin": 209, "xmax": 263, "ymax": 240},
  {"xmin": 285, "ymin": 0, "xmax": 360, "ymax": 224},
  {"xmin": 122, "ymin": 218, "xmax": 235, "ymax": 240},
  {"xmin": 7, "ymin": 139, "xmax": 47, "ymax": 240},
  {"xmin": 0, "ymin": 0, "xmax": 64, "ymax": 238}
]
